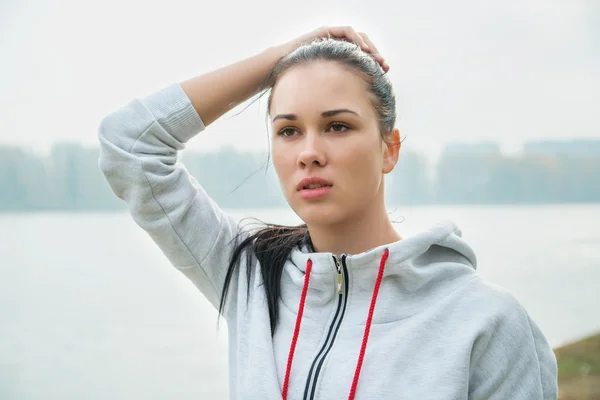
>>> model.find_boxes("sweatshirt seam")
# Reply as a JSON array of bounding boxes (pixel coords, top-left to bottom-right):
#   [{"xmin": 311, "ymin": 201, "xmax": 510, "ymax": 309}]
[
  {"xmin": 126, "ymin": 120, "xmax": 155, "ymax": 154},
  {"xmin": 138, "ymin": 157, "xmax": 221, "ymax": 299},
  {"xmin": 132, "ymin": 119, "xmax": 224, "ymax": 268},
  {"xmin": 524, "ymin": 311, "xmax": 546, "ymax": 396},
  {"xmin": 199, "ymin": 210, "xmax": 227, "ymax": 266},
  {"xmin": 127, "ymin": 118, "xmax": 222, "ymax": 299}
]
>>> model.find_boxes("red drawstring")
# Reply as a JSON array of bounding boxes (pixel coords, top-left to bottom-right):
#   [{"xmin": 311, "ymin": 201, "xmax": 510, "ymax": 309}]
[
  {"xmin": 282, "ymin": 259, "xmax": 312, "ymax": 400},
  {"xmin": 281, "ymin": 249, "xmax": 390, "ymax": 400},
  {"xmin": 347, "ymin": 248, "xmax": 389, "ymax": 399}
]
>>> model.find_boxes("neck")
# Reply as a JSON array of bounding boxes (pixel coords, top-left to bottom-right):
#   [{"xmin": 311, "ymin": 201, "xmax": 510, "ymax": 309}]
[{"xmin": 307, "ymin": 203, "xmax": 402, "ymax": 256}]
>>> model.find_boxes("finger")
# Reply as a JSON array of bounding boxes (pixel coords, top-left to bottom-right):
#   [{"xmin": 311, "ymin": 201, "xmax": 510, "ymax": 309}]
[
  {"xmin": 358, "ymin": 33, "xmax": 387, "ymax": 69},
  {"xmin": 322, "ymin": 26, "xmax": 348, "ymax": 39},
  {"xmin": 349, "ymin": 29, "xmax": 371, "ymax": 52},
  {"xmin": 328, "ymin": 26, "xmax": 370, "ymax": 51},
  {"xmin": 358, "ymin": 32, "xmax": 380, "ymax": 56},
  {"xmin": 318, "ymin": 26, "xmax": 333, "ymax": 39}
]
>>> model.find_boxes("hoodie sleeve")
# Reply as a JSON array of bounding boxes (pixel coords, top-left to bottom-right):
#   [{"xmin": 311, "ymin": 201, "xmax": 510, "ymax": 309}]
[
  {"xmin": 97, "ymin": 82, "xmax": 243, "ymax": 314},
  {"xmin": 468, "ymin": 294, "xmax": 558, "ymax": 400}
]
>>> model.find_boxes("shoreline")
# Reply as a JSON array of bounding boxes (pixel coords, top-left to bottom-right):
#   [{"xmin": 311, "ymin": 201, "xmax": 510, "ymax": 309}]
[{"xmin": 554, "ymin": 331, "xmax": 600, "ymax": 399}]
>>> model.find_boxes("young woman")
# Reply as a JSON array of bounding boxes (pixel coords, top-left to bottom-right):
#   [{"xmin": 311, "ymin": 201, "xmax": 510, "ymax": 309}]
[{"xmin": 98, "ymin": 26, "xmax": 558, "ymax": 399}]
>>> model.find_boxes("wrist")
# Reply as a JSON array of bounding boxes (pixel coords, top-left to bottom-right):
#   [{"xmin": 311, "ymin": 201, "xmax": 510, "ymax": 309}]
[
  {"xmin": 250, "ymin": 45, "xmax": 289, "ymax": 91},
  {"xmin": 261, "ymin": 44, "xmax": 289, "ymax": 65}
]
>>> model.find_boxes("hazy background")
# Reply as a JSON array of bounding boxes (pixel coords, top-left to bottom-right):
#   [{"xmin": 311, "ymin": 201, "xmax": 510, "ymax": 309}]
[
  {"xmin": 1, "ymin": 0, "xmax": 600, "ymax": 399},
  {"xmin": 1, "ymin": 0, "xmax": 599, "ymax": 156}
]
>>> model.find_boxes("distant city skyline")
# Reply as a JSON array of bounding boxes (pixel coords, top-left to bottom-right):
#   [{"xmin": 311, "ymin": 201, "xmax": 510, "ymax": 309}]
[
  {"xmin": 1, "ymin": 0, "xmax": 598, "ymax": 158},
  {"xmin": 2, "ymin": 139, "xmax": 599, "ymax": 212}
]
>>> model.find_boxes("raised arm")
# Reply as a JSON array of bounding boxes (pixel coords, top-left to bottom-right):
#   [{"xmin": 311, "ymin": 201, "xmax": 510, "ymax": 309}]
[
  {"xmin": 97, "ymin": 26, "xmax": 386, "ymax": 316},
  {"xmin": 180, "ymin": 26, "xmax": 387, "ymax": 126}
]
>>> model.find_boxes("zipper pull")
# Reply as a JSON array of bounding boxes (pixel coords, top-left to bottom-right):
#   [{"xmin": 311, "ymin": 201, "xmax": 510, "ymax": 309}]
[{"xmin": 335, "ymin": 256, "xmax": 343, "ymax": 294}]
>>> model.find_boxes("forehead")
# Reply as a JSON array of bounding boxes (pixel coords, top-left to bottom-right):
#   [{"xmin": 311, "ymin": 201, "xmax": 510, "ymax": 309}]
[{"xmin": 270, "ymin": 62, "xmax": 374, "ymax": 117}]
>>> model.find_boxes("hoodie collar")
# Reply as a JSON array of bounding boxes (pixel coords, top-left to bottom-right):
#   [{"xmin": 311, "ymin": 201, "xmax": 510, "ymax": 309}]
[
  {"xmin": 294, "ymin": 220, "xmax": 476, "ymax": 270},
  {"xmin": 284, "ymin": 220, "xmax": 478, "ymax": 323}
]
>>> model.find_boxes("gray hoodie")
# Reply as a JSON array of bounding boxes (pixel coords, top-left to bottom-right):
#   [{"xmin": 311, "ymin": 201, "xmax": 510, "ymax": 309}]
[{"xmin": 98, "ymin": 82, "xmax": 558, "ymax": 399}]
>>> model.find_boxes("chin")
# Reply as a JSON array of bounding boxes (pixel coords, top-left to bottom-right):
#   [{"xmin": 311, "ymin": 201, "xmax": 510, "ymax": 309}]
[{"xmin": 294, "ymin": 202, "xmax": 346, "ymax": 227}]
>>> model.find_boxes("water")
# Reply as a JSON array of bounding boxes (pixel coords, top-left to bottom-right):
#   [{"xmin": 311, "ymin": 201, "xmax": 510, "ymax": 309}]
[{"xmin": 1, "ymin": 205, "xmax": 599, "ymax": 399}]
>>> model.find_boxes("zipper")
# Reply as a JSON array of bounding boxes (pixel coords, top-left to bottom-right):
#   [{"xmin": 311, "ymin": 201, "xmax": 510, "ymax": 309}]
[
  {"xmin": 302, "ymin": 254, "xmax": 349, "ymax": 400},
  {"xmin": 336, "ymin": 256, "xmax": 343, "ymax": 294}
]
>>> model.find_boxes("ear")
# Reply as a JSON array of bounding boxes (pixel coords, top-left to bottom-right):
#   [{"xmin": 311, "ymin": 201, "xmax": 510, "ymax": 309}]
[{"xmin": 382, "ymin": 128, "xmax": 401, "ymax": 174}]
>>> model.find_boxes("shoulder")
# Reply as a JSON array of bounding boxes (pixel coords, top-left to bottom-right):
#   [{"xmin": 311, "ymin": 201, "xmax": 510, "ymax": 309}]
[
  {"xmin": 450, "ymin": 274, "xmax": 548, "ymax": 351},
  {"xmin": 462, "ymin": 277, "xmax": 558, "ymax": 398},
  {"xmin": 459, "ymin": 274, "xmax": 555, "ymax": 367},
  {"xmin": 460, "ymin": 274, "xmax": 530, "ymax": 322}
]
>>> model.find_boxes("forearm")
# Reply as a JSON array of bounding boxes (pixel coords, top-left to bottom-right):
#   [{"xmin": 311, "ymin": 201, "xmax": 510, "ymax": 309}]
[{"xmin": 179, "ymin": 44, "xmax": 288, "ymax": 127}]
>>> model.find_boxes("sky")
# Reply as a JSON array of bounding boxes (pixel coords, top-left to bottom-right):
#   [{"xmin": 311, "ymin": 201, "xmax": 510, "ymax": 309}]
[{"xmin": 1, "ymin": 0, "xmax": 598, "ymax": 158}]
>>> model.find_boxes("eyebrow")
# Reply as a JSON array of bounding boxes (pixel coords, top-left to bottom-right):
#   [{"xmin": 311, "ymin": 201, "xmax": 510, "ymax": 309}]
[{"xmin": 272, "ymin": 109, "xmax": 359, "ymax": 122}]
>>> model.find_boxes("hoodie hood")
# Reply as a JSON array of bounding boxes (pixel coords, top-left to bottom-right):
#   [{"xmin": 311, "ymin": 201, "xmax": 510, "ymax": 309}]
[{"xmin": 284, "ymin": 220, "xmax": 478, "ymax": 324}]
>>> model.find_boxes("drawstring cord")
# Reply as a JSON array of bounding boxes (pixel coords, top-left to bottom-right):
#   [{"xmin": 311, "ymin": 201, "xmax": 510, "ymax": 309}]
[
  {"xmin": 281, "ymin": 259, "xmax": 313, "ymax": 400},
  {"xmin": 348, "ymin": 248, "xmax": 389, "ymax": 399},
  {"xmin": 281, "ymin": 249, "xmax": 390, "ymax": 400}
]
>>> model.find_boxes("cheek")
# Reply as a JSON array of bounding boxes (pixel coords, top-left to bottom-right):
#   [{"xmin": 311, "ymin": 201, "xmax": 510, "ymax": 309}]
[
  {"xmin": 343, "ymin": 139, "xmax": 383, "ymax": 180},
  {"xmin": 271, "ymin": 143, "xmax": 292, "ymax": 184}
]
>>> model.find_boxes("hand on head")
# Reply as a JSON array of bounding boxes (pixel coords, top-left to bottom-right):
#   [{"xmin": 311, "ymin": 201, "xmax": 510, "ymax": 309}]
[{"xmin": 285, "ymin": 26, "xmax": 390, "ymax": 72}]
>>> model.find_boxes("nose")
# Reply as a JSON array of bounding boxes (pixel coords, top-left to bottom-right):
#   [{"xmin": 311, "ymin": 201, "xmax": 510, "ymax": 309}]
[{"xmin": 297, "ymin": 133, "xmax": 327, "ymax": 168}]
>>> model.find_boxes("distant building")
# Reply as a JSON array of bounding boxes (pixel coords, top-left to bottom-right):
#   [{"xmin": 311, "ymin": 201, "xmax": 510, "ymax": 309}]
[
  {"xmin": 524, "ymin": 140, "xmax": 600, "ymax": 157},
  {"xmin": 441, "ymin": 141, "xmax": 501, "ymax": 156}
]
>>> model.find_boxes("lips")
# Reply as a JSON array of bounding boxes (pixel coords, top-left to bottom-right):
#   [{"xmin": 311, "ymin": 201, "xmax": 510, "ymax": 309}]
[{"xmin": 296, "ymin": 177, "xmax": 333, "ymax": 191}]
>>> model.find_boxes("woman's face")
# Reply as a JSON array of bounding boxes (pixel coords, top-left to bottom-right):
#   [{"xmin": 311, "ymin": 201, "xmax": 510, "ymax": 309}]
[{"xmin": 270, "ymin": 61, "xmax": 399, "ymax": 227}]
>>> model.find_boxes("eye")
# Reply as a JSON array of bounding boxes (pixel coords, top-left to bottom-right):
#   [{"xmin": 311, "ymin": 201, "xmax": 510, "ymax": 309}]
[
  {"xmin": 277, "ymin": 127, "xmax": 299, "ymax": 137},
  {"xmin": 327, "ymin": 122, "xmax": 350, "ymax": 133}
]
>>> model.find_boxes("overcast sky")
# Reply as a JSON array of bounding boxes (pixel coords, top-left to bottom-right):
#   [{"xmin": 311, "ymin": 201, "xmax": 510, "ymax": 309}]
[{"xmin": 1, "ymin": 0, "xmax": 598, "ymax": 157}]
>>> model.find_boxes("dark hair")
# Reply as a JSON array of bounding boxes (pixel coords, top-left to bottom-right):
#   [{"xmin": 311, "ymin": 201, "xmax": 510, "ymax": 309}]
[{"xmin": 219, "ymin": 38, "xmax": 397, "ymax": 335}]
